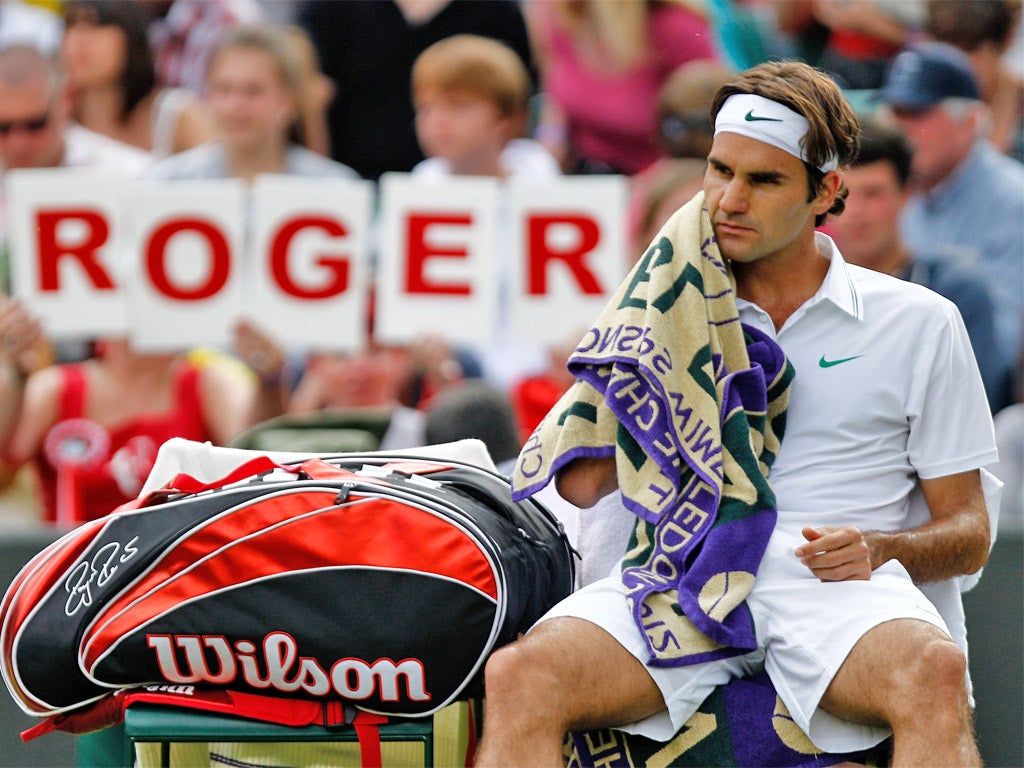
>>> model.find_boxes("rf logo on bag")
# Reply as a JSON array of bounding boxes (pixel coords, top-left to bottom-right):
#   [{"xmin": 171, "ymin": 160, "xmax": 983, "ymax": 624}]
[{"xmin": 64, "ymin": 538, "xmax": 140, "ymax": 616}]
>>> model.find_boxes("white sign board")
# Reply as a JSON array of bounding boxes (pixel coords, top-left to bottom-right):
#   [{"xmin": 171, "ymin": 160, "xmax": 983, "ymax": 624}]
[
  {"xmin": 507, "ymin": 175, "xmax": 628, "ymax": 345},
  {"xmin": 250, "ymin": 174, "xmax": 374, "ymax": 352},
  {"xmin": 375, "ymin": 173, "xmax": 499, "ymax": 345},
  {"xmin": 7, "ymin": 168, "xmax": 129, "ymax": 339},
  {"xmin": 123, "ymin": 180, "xmax": 246, "ymax": 352}
]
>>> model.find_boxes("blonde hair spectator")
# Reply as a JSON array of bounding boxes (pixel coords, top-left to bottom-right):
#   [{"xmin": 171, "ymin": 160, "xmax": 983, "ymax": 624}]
[{"xmin": 412, "ymin": 34, "xmax": 532, "ymax": 135}]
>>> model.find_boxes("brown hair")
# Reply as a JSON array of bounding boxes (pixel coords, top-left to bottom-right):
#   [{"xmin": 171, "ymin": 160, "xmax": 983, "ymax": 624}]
[
  {"xmin": 411, "ymin": 34, "xmax": 530, "ymax": 123},
  {"xmin": 64, "ymin": 0, "xmax": 156, "ymax": 122},
  {"xmin": 710, "ymin": 60, "xmax": 861, "ymax": 224},
  {"xmin": 926, "ymin": 0, "xmax": 1020, "ymax": 52}
]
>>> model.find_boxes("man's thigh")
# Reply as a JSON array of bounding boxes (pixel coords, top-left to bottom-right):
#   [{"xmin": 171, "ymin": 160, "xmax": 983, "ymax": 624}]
[
  {"xmin": 538, "ymin": 576, "xmax": 759, "ymax": 739},
  {"xmin": 752, "ymin": 550, "xmax": 948, "ymax": 753}
]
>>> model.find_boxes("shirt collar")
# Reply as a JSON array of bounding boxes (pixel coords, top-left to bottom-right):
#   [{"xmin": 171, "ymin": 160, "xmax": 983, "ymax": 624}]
[
  {"xmin": 735, "ymin": 232, "xmax": 863, "ymax": 323},
  {"xmin": 812, "ymin": 232, "xmax": 863, "ymax": 320}
]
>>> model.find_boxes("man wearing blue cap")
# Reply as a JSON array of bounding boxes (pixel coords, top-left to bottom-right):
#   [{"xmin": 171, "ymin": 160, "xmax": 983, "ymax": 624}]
[{"xmin": 881, "ymin": 40, "xmax": 1024, "ymax": 387}]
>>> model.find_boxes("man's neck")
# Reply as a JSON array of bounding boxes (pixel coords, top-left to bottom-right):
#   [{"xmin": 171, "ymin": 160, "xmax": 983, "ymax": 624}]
[{"xmin": 733, "ymin": 235, "xmax": 829, "ymax": 331}]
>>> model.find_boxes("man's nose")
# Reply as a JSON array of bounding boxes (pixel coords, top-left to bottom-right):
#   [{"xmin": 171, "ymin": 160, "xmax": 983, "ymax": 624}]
[{"xmin": 719, "ymin": 179, "xmax": 748, "ymax": 212}]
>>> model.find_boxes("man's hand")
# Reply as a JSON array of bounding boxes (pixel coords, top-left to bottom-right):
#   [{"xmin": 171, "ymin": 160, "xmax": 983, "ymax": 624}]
[{"xmin": 795, "ymin": 526, "xmax": 873, "ymax": 581}]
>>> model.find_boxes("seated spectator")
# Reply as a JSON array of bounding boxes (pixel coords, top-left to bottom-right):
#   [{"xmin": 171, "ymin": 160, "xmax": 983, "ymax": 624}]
[
  {"xmin": 0, "ymin": 300, "xmax": 257, "ymax": 526},
  {"xmin": 147, "ymin": 24, "xmax": 360, "ymax": 423},
  {"xmin": 828, "ymin": 117, "xmax": 1010, "ymax": 411},
  {"xmin": 148, "ymin": 24, "xmax": 357, "ymax": 184},
  {"xmin": 0, "ymin": 43, "xmax": 152, "ymax": 250},
  {"xmin": 61, "ymin": 0, "xmax": 216, "ymax": 158},
  {"xmin": 0, "ymin": 43, "xmax": 152, "ymax": 365},
  {"xmin": 411, "ymin": 34, "xmax": 558, "ymax": 179},
  {"xmin": 297, "ymin": 0, "xmax": 536, "ymax": 180},
  {"xmin": 924, "ymin": 0, "xmax": 1024, "ymax": 161},
  {"xmin": 410, "ymin": 34, "xmax": 557, "ymax": 393},
  {"xmin": 528, "ymin": 0, "xmax": 718, "ymax": 175},
  {"xmin": 880, "ymin": 40, "xmax": 1024, "ymax": 373},
  {"xmin": 652, "ymin": 59, "xmax": 735, "ymax": 162}
]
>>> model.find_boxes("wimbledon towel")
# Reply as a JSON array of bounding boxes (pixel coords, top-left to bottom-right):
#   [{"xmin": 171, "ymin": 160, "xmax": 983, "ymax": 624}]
[{"xmin": 512, "ymin": 191, "xmax": 794, "ymax": 666}]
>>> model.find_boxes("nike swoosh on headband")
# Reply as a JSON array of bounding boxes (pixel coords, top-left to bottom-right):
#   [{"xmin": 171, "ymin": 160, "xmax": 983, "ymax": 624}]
[{"xmin": 744, "ymin": 110, "xmax": 784, "ymax": 123}]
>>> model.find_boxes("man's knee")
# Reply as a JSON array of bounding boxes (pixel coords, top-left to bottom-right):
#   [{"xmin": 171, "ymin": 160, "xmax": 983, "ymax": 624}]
[
  {"xmin": 824, "ymin": 620, "xmax": 970, "ymax": 727},
  {"xmin": 901, "ymin": 636, "xmax": 968, "ymax": 703},
  {"xmin": 484, "ymin": 623, "xmax": 569, "ymax": 707},
  {"xmin": 875, "ymin": 631, "xmax": 971, "ymax": 731}
]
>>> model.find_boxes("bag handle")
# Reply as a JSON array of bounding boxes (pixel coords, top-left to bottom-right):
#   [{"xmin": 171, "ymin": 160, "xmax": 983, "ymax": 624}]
[
  {"xmin": 141, "ymin": 455, "xmax": 450, "ymax": 503},
  {"xmin": 146, "ymin": 456, "xmax": 358, "ymax": 499}
]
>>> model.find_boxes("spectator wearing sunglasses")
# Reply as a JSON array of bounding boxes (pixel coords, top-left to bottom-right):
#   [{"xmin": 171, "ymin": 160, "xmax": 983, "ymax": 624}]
[{"xmin": 0, "ymin": 44, "xmax": 152, "ymax": 292}]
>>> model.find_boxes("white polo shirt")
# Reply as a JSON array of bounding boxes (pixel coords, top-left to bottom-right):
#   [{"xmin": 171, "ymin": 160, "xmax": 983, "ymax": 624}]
[{"xmin": 738, "ymin": 233, "xmax": 998, "ymax": 535}]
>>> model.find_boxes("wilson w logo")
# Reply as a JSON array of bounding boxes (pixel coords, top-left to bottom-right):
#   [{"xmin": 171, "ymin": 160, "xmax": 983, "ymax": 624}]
[{"xmin": 146, "ymin": 632, "xmax": 431, "ymax": 702}]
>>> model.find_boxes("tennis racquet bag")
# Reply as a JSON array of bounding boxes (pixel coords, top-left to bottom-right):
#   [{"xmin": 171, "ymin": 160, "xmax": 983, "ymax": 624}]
[{"xmin": 1, "ymin": 452, "xmax": 576, "ymax": 724}]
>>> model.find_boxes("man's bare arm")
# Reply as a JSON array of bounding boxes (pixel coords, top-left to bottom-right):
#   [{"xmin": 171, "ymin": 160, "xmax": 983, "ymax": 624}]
[
  {"xmin": 555, "ymin": 456, "xmax": 618, "ymax": 508},
  {"xmin": 796, "ymin": 470, "xmax": 990, "ymax": 582},
  {"xmin": 866, "ymin": 470, "xmax": 990, "ymax": 582}
]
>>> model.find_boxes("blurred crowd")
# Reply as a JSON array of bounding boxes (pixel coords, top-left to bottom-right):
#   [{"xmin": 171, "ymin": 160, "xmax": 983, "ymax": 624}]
[{"xmin": 0, "ymin": 0, "xmax": 1020, "ymax": 533}]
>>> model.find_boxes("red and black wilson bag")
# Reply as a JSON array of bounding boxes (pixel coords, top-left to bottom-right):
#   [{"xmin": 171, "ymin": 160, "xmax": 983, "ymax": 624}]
[{"xmin": 1, "ymin": 452, "xmax": 575, "ymax": 723}]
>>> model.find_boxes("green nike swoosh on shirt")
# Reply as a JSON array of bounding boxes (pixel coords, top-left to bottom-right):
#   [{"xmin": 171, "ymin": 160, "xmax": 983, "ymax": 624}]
[
  {"xmin": 744, "ymin": 110, "xmax": 784, "ymax": 122},
  {"xmin": 818, "ymin": 355, "xmax": 864, "ymax": 368}
]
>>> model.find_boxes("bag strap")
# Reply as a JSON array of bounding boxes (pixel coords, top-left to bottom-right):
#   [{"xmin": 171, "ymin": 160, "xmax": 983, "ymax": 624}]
[
  {"xmin": 352, "ymin": 710, "xmax": 388, "ymax": 768},
  {"xmin": 23, "ymin": 689, "xmax": 393, "ymax": 768}
]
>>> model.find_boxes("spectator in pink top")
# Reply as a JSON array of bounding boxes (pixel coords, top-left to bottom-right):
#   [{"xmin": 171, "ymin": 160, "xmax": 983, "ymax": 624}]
[{"xmin": 528, "ymin": 0, "xmax": 718, "ymax": 175}]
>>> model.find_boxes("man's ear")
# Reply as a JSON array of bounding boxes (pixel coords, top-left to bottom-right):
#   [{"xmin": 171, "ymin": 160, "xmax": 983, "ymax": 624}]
[{"xmin": 813, "ymin": 169, "xmax": 842, "ymax": 215}]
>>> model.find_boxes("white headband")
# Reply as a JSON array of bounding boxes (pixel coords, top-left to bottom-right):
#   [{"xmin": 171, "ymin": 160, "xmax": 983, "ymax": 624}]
[{"xmin": 714, "ymin": 93, "xmax": 838, "ymax": 172}]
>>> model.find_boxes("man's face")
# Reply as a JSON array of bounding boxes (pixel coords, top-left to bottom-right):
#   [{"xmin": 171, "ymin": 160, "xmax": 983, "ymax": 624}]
[
  {"xmin": 0, "ymin": 76, "xmax": 64, "ymax": 169},
  {"xmin": 703, "ymin": 132, "xmax": 828, "ymax": 264},
  {"xmin": 829, "ymin": 160, "xmax": 906, "ymax": 271},
  {"xmin": 890, "ymin": 103, "xmax": 974, "ymax": 191}
]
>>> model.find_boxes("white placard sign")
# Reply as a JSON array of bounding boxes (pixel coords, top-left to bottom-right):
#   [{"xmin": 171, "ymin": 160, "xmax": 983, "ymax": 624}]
[
  {"xmin": 7, "ymin": 168, "xmax": 129, "ymax": 339},
  {"xmin": 123, "ymin": 180, "xmax": 246, "ymax": 352},
  {"xmin": 250, "ymin": 174, "xmax": 374, "ymax": 352},
  {"xmin": 507, "ymin": 175, "xmax": 629, "ymax": 346},
  {"xmin": 375, "ymin": 173, "xmax": 499, "ymax": 345}
]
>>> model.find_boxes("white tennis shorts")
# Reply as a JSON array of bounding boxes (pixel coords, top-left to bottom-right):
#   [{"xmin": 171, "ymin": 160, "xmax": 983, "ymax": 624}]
[{"xmin": 537, "ymin": 526, "xmax": 950, "ymax": 754}]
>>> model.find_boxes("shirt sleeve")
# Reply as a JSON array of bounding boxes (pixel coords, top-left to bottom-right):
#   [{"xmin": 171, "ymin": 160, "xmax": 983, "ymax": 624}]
[{"xmin": 907, "ymin": 300, "xmax": 999, "ymax": 479}]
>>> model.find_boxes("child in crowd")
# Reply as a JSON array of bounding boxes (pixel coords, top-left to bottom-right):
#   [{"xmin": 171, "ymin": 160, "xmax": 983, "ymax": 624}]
[
  {"xmin": 409, "ymin": 34, "xmax": 559, "ymax": 396},
  {"xmin": 411, "ymin": 33, "xmax": 557, "ymax": 179}
]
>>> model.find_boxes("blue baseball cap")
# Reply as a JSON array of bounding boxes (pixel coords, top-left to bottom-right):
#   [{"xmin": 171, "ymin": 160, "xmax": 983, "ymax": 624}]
[{"xmin": 881, "ymin": 41, "xmax": 981, "ymax": 111}]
